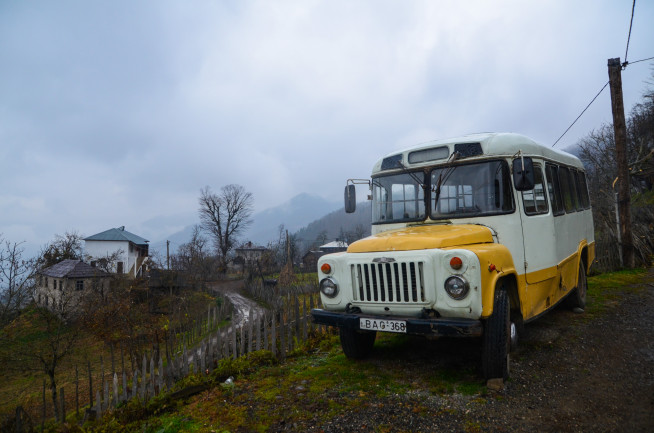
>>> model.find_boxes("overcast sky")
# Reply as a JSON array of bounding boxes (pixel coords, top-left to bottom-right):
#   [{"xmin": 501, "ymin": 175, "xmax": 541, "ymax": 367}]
[{"xmin": 1, "ymin": 0, "xmax": 653, "ymax": 256}]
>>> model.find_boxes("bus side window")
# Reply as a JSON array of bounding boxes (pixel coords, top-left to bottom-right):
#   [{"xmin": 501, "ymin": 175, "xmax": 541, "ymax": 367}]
[
  {"xmin": 546, "ymin": 164, "xmax": 564, "ymax": 216},
  {"xmin": 522, "ymin": 163, "xmax": 548, "ymax": 215},
  {"xmin": 558, "ymin": 166, "xmax": 576, "ymax": 213},
  {"xmin": 575, "ymin": 170, "xmax": 591, "ymax": 209}
]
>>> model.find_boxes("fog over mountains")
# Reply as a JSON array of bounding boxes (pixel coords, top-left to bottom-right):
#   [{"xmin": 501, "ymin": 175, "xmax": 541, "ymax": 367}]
[{"xmin": 151, "ymin": 193, "xmax": 371, "ymax": 256}]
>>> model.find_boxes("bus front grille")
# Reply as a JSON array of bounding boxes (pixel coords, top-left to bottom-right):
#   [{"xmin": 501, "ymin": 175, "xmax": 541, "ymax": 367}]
[{"xmin": 351, "ymin": 261, "xmax": 426, "ymax": 303}]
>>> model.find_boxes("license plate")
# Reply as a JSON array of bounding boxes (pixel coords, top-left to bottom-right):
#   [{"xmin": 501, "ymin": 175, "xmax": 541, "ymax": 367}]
[{"xmin": 359, "ymin": 318, "xmax": 407, "ymax": 333}]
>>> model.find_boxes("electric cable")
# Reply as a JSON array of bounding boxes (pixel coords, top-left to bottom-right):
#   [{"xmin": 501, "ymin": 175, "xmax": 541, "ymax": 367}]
[
  {"xmin": 623, "ymin": 0, "xmax": 637, "ymax": 68},
  {"xmin": 551, "ymin": 81, "xmax": 609, "ymax": 148},
  {"xmin": 627, "ymin": 56, "xmax": 654, "ymax": 65}
]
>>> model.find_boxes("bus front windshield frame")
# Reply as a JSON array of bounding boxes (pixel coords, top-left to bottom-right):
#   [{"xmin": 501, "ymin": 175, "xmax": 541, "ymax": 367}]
[
  {"xmin": 430, "ymin": 160, "xmax": 514, "ymax": 219},
  {"xmin": 372, "ymin": 172, "xmax": 426, "ymax": 224},
  {"xmin": 371, "ymin": 160, "xmax": 515, "ymax": 224}
]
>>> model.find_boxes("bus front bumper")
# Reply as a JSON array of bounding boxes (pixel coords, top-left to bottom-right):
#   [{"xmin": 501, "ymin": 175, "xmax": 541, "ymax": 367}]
[{"xmin": 311, "ymin": 308, "xmax": 483, "ymax": 338}]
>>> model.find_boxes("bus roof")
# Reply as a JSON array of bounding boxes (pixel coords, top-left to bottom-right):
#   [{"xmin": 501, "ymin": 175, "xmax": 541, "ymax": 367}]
[{"xmin": 372, "ymin": 132, "xmax": 583, "ymax": 175}]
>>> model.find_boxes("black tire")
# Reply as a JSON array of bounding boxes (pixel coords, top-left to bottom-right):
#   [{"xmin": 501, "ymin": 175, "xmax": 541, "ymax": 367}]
[
  {"xmin": 564, "ymin": 261, "xmax": 587, "ymax": 310},
  {"xmin": 482, "ymin": 288, "xmax": 510, "ymax": 380},
  {"xmin": 339, "ymin": 327, "xmax": 376, "ymax": 359}
]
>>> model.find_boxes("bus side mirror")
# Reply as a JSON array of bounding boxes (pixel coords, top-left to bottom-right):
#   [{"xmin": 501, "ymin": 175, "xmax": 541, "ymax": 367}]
[
  {"xmin": 344, "ymin": 184, "xmax": 356, "ymax": 213},
  {"xmin": 513, "ymin": 157, "xmax": 535, "ymax": 191}
]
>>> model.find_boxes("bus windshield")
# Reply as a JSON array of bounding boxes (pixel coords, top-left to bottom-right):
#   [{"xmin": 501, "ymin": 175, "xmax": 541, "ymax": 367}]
[
  {"xmin": 431, "ymin": 160, "xmax": 514, "ymax": 219},
  {"xmin": 372, "ymin": 172, "xmax": 426, "ymax": 224},
  {"xmin": 371, "ymin": 160, "xmax": 514, "ymax": 224}
]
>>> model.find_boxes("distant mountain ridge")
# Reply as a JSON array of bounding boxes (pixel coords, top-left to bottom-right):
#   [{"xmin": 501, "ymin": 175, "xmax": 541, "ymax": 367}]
[
  {"xmin": 245, "ymin": 193, "xmax": 339, "ymax": 245},
  {"xmin": 151, "ymin": 193, "xmax": 341, "ymax": 255}
]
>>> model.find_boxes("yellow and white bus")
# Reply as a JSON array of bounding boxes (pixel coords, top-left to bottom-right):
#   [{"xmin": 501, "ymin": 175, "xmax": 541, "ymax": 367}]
[{"xmin": 312, "ymin": 132, "xmax": 595, "ymax": 379}]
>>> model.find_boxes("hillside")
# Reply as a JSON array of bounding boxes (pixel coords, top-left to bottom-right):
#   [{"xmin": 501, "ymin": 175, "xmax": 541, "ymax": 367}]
[{"xmin": 294, "ymin": 201, "xmax": 371, "ymax": 252}]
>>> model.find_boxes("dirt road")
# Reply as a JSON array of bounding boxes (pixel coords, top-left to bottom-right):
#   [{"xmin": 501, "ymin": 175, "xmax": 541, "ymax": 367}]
[{"xmin": 209, "ymin": 280, "xmax": 266, "ymax": 328}]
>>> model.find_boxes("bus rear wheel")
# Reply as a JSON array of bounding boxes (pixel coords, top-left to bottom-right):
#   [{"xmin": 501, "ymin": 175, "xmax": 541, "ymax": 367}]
[
  {"xmin": 565, "ymin": 261, "xmax": 587, "ymax": 310},
  {"xmin": 339, "ymin": 328, "xmax": 376, "ymax": 359},
  {"xmin": 482, "ymin": 288, "xmax": 510, "ymax": 380}
]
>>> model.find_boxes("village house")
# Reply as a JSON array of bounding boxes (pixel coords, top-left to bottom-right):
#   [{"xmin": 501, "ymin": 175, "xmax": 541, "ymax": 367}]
[
  {"xmin": 35, "ymin": 259, "xmax": 111, "ymax": 312},
  {"xmin": 230, "ymin": 242, "xmax": 268, "ymax": 272},
  {"xmin": 302, "ymin": 240, "xmax": 348, "ymax": 269},
  {"xmin": 84, "ymin": 226, "xmax": 149, "ymax": 277}
]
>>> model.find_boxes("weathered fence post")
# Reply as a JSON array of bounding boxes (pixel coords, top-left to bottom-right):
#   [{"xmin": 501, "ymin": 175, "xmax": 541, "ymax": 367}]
[
  {"xmin": 294, "ymin": 295, "xmax": 300, "ymax": 338},
  {"xmin": 149, "ymin": 357, "xmax": 155, "ymax": 396},
  {"xmin": 239, "ymin": 325, "xmax": 245, "ymax": 356},
  {"xmin": 41, "ymin": 379, "xmax": 46, "ymax": 432},
  {"xmin": 122, "ymin": 371, "xmax": 128, "ymax": 403},
  {"xmin": 113, "ymin": 373, "xmax": 119, "ymax": 408},
  {"xmin": 231, "ymin": 327, "xmax": 237, "ymax": 359},
  {"xmin": 95, "ymin": 391, "xmax": 101, "ymax": 418},
  {"xmin": 75, "ymin": 365, "xmax": 79, "ymax": 418},
  {"xmin": 140, "ymin": 355, "xmax": 147, "ymax": 399},
  {"xmin": 158, "ymin": 357, "xmax": 164, "ymax": 392},
  {"xmin": 271, "ymin": 312, "xmax": 277, "ymax": 358},
  {"xmin": 15, "ymin": 406, "xmax": 23, "ymax": 433},
  {"xmin": 131, "ymin": 370, "xmax": 138, "ymax": 400},
  {"xmin": 279, "ymin": 311, "xmax": 286, "ymax": 361},
  {"xmin": 256, "ymin": 313, "xmax": 262, "ymax": 351},
  {"xmin": 199, "ymin": 346, "xmax": 205, "ymax": 375},
  {"xmin": 302, "ymin": 296, "xmax": 308, "ymax": 342},
  {"xmin": 103, "ymin": 380, "xmax": 109, "ymax": 411},
  {"xmin": 248, "ymin": 309, "xmax": 254, "ymax": 354}
]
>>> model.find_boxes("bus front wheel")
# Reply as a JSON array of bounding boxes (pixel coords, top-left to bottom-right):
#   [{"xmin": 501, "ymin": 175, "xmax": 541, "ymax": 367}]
[{"xmin": 482, "ymin": 288, "xmax": 511, "ymax": 380}]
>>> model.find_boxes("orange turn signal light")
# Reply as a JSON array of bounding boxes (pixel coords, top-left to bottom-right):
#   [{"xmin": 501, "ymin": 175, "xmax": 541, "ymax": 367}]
[
  {"xmin": 320, "ymin": 263, "xmax": 332, "ymax": 274},
  {"xmin": 449, "ymin": 257, "xmax": 463, "ymax": 270}
]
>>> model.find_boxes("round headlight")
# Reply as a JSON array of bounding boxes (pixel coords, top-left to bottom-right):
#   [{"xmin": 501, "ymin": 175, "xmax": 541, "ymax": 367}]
[
  {"xmin": 444, "ymin": 276, "xmax": 469, "ymax": 300},
  {"xmin": 320, "ymin": 277, "xmax": 339, "ymax": 298}
]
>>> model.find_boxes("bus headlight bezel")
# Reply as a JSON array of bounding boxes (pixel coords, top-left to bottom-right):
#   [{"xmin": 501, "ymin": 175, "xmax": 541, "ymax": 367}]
[
  {"xmin": 444, "ymin": 275, "xmax": 470, "ymax": 300},
  {"xmin": 320, "ymin": 277, "xmax": 339, "ymax": 298}
]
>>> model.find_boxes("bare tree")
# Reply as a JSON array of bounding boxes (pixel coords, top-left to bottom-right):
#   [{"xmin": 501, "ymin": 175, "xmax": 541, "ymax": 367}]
[
  {"xmin": 199, "ymin": 185, "xmax": 254, "ymax": 271},
  {"xmin": 37, "ymin": 231, "xmax": 84, "ymax": 269},
  {"xmin": 0, "ymin": 236, "xmax": 35, "ymax": 327},
  {"xmin": 0, "ymin": 288, "xmax": 82, "ymax": 422}
]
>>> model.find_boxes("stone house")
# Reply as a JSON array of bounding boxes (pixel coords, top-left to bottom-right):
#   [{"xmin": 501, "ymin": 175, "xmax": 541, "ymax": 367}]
[{"xmin": 35, "ymin": 259, "xmax": 111, "ymax": 312}]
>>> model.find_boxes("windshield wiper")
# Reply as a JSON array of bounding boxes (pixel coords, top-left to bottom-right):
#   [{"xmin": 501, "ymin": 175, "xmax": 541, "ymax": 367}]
[
  {"xmin": 433, "ymin": 152, "xmax": 460, "ymax": 206},
  {"xmin": 396, "ymin": 161, "xmax": 427, "ymax": 191}
]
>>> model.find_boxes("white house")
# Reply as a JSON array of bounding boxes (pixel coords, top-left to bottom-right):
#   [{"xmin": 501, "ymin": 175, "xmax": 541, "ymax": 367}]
[{"xmin": 84, "ymin": 226, "xmax": 149, "ymax": 277}]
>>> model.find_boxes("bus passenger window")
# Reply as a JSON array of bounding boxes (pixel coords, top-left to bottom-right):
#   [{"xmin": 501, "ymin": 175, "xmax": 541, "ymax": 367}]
[
  {"xmin": 522, "ymin": 163, "xmax": 548, "ymax": 215},
  {"xmin": 575, "ymin": 170, "xmax": 591, "ymax": 209},
  {"xmin": 546, "ymin": 164, "xmax": 564, "ymax": 216},
  {"xmin": 559, "ymin": 166, "xmax": 576, "ymax": 213}
]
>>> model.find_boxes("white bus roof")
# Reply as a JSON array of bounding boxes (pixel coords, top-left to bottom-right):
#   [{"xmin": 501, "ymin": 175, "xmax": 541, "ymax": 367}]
[{"xmin": 372, "ymin": 132, "xmax": 583, "ymax": 175}]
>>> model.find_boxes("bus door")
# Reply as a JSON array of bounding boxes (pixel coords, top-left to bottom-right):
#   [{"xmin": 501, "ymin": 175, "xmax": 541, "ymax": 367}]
[{"xmin": 519, "ymin": 162, "xmax": 558, "ymax": 315}]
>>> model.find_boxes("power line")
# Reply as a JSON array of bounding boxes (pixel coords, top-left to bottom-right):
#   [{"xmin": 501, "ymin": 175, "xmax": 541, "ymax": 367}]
[
  {"xmin": 623, "ymin": 0, "xmax": 637, "ymax": 67},
  {"xmin": 551, "ymin": 81, "xmax": 609, "ymax": 148},
  {"xmin": 627, "ymin": 56, "xmax": 654, "ymax": 66}
]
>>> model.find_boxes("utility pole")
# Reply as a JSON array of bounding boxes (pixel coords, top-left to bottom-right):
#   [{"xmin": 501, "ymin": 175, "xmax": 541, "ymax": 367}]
[
  {"xmin": 607, "ymin": 57, "xmax": 634, "ymax": 268},
  {"xmin": 166, "ymin": 240, "xmax": 170, "ymax": 270}
]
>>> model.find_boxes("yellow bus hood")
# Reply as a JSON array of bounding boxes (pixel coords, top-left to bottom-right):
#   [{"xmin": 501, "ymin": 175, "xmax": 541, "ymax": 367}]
[{"xmin": 347, "ymin": 224, "xmax": 494, "ymax": 253}]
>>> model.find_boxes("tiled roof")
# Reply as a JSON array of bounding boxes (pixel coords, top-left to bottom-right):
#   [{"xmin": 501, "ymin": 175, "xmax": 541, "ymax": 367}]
[
  {"xmin": 84, "ymin": 226, "xmax": 149, "ymax": 245},
  {"xmin": 40, "ymin": 260, "xmax": 111, "ymax": 279}
]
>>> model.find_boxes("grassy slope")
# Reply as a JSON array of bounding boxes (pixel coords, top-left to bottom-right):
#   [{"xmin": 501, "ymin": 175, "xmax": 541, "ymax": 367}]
[{"xmin": 0, "ymin": 291, "xmax": 218, "ymax": 422}]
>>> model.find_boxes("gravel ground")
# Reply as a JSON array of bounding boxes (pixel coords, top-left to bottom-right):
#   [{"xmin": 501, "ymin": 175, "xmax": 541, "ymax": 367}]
[{"xmin": 306, "ymin": 270, "xmax": 654, "ymax": 433}]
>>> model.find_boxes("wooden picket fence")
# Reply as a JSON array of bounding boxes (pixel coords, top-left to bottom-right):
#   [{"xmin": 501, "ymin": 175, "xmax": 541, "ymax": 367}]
[{"xmin": 9, "ymin": 292, "xmax": 325, "ymax": 431}]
